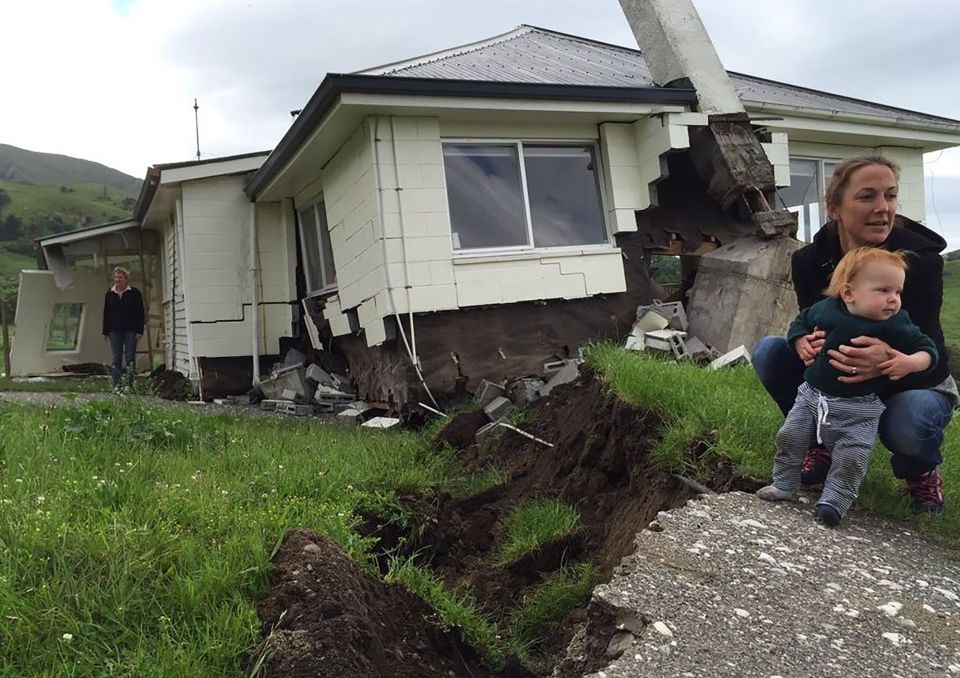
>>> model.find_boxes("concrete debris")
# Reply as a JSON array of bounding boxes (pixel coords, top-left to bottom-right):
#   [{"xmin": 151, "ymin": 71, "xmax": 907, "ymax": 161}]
[
  {"xmin": 336, "ymin": 408, "xmax": 364, "ymax": 425},
  {"xmin": 313, "ymin": 384, "xmax": 355, "ymax": 413},
  {"xmin": 636, "ymin": 300, "xmax": 687, "ymax": 331},
  {"xmin": 635, "ymin": 310, "xmax": 670, "ymax": 333},
  {"xmin": 282, "ymin": 348, "xmax": 307, "ymax": 369},
  {"xmin": 260, "ymin": 367, "xmax": 311, "ymax": 401},
  {"xmin": 686, "ymin": 235, "xmax": 802, "ymax": 354},
  {"xmin": 644, "ymin": 329, "xmax": 687, "ymax": 355},
  {"xmin": 275, "ymin": 401, "xmax": 314, "ymax": 416},
  {"xmin": 483, "ymin": 395, "xmax": 514, "ymax": 423},
  {"xmin": 709, "ymin": 344, "xmax": 752, "ymax": 370},
  {"xmin": 540, "ymin": 359, "xmax": 581, "ymax": 396},
  {"xmin": 329, "ymin": 373, "xmax": 353, "ymax": 394},
  {"xmin": 507, "ymin": 376, "xmax": 544, "ymax": 405},
  {"xmin": 474, "ymin": 379, "xmax": 507, "ymax": 409},
  {"xmin": 542, "ymin": 359, "xmax": 568, "ymax": 380},
  {"xmin": 361, "ymin": 416, "xmax": 401, "ymax": 429},
  {"xmin": 305, "ymin": 364, "xmax": 335, "ymax": 388},
  {"xmin": 624, "ymin": 335, "xmax": 645, "ymax": 352}
]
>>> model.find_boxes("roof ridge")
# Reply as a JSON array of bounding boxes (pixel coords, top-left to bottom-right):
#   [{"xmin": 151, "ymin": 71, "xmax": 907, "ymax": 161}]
[
  {"xmin": 519, "ymin": 24, "xmax": 646, "ymax": 56},
  {"xmin": 358, "ymin": 25, "xmax": 533, "ymax": 75}
]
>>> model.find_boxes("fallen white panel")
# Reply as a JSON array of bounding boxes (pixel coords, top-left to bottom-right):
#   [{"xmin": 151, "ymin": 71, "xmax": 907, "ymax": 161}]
[
  {"xmin": 709, "ymin": 345, "xmax": 752, "ymax": 370},
  {"xmin": 361, "ymin": 416, "xmax": 401, "ymax": 429}
]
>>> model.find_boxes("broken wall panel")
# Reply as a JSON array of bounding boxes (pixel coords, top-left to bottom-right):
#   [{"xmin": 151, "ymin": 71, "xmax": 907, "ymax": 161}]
[
  {"xmin": 635, "ymin": 152, "xmax": 751, "ymax": 253},
  {"xmin": 325, "ymin": 233, "xmax": 662, "ymax": 403}
]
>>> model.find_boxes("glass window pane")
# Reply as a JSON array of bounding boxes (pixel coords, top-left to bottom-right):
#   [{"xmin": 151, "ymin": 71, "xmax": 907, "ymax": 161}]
[
  {"xmin": 442, "ymin": 143, "xmax": 529, "ymax": 250},
  {"xmin": 523, "ymin": 145, "xmax": 607, "ymax": 247},
  {"xmin": 298, "ymin": 206, "xmax": 323, "ymax": 292},
  {"xmin": 47, "ymin": 303, "xmax": 83, "ymax": 351},
  {"xmin": 316, "ymin": 203, "xmax": 337, "ymax": 288},
  {"xmin": 779, "ymin": 159, "xmax": 821, "ymax": 242}
]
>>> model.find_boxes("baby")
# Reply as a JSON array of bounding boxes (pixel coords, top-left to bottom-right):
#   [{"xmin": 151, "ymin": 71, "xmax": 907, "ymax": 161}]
[{"xmin": 757, "ymin": 247, "xmax": 938, "ymax": 526}]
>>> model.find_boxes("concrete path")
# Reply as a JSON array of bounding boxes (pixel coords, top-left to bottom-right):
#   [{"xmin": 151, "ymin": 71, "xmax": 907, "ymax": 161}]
[{"xmin": 560, "ymin": 492, "xmax": 960, "ymax": 677}]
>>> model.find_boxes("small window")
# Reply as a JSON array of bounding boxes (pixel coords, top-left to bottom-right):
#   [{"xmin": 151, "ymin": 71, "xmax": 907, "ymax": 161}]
[
  {"xmin": 47, "ymin": 303, "xmax": 83, "ymax": 352},
  {"xmin": 297, "ymin": 201, "xmax": 337, "ymax": 294},
  {"xmin": 442, "ymin": 141, "xmax": 609, "ymax": 252}
]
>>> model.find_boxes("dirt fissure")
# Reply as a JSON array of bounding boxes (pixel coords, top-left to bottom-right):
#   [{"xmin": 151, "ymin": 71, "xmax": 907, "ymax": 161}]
[{"xmin": 254, "ymin": 370, "xmax": 760, "ymax": 676}]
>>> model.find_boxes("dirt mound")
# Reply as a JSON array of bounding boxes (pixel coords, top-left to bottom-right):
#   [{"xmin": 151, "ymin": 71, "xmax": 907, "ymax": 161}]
[{"xmin": 252, "ymin": 528, "xmax": 488, "ymax": 677}]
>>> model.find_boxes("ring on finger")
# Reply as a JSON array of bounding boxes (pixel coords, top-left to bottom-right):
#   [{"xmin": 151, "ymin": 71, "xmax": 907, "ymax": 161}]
[{"xmin": 850, "ymin": 366, "xmax": 858, "ymax": 376}]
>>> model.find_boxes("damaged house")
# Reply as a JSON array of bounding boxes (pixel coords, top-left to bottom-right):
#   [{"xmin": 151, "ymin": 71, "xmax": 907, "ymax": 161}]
[{"xmin": 14, "ymin": 21, "xmax": 960, "ymax": 405}]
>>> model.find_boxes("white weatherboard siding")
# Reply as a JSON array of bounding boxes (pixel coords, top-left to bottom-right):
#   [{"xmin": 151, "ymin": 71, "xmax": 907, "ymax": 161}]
[
  {"xmin": 318, "ymin": 115, "xmax": 635, "ymax": 347},
  {"xmin": 179, "ymin": 176, "xmax": 294, "ymax": 358}
]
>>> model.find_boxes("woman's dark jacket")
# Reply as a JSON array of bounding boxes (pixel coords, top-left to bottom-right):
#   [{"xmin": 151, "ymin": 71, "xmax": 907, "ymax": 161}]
[
  {"xmin": 790, "ymin": 215, "xmax": 950, "ymax": 398},
  {"xmin": 102, "ymin": 287, "xmax": 145, "ymax": 335}
]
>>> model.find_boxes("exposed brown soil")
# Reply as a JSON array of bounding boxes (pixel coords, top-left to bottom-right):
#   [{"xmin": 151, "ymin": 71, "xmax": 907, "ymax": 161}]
[
  {"xmin": 251, "ymin": 528, "xmax": 489, "ymax": 677},
  {"xmin": 254, "ymin": 368, "xmax": 761, "ymax": 676}
]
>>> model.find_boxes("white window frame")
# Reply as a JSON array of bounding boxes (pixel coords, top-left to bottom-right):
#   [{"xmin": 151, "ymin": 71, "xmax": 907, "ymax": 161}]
[
  {"xmin": 440, "ymin": 138, "xmax": 613, "ymax": 258},
  {"xmin": 296, "ymin": 197, "xmax": 337, "ymax": 297},
  {"xmin": 779, "ymin": 156, "xmax": 840, "ymax": 243},
  {"xmin": 45, "ymin": 302, "xmax": 85, "ymax": 353}
]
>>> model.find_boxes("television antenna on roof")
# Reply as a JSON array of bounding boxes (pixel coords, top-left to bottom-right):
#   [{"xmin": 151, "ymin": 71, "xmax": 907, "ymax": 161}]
[{"xmin": 193, "ymin": 98, "xmax": 201, "ymax": 161}]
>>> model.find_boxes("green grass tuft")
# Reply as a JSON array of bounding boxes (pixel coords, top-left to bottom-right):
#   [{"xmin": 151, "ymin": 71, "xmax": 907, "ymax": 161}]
[
  {"xmin": 510, "ymin": 563, "xmax": 595, "ymax": 659},
  {"xmin": 497, "ymin": 499, "xmax": 581, "ymax": 565},
  {"xmin": 384, "ymin": 558, "xmax": 503, "ymax": 668},
  {"xmin": 450, "ymin": 466, "xmax": 510, "ymax": 499}
]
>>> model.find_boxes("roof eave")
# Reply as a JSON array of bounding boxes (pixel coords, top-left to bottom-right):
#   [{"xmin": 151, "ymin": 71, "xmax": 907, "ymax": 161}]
[{"xmin": 245, "ymin": 73, "xmax": 697, "ymax": 200}]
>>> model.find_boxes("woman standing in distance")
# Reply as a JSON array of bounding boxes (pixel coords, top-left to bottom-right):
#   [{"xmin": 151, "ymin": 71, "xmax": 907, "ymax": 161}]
[
  {"xmin": 102, "ymin": 266, "xmax": 145, "ymax": 392},
  {"xmin": 753, "ymin": 156, "xmax": 956, "ymax": 514}
]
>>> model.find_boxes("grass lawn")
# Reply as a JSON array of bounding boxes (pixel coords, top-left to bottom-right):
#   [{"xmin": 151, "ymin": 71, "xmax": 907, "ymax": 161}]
[
  {"xmin": 2, "ymin": 347, "xmax": 958, "ymax": 675},
  {"xmin": 942, "ymin": 259, "xmax": 960, "ymax": 350},
  {"xmin": 0, "ymin": 399, "xmax": 454, "ymax": 675}
]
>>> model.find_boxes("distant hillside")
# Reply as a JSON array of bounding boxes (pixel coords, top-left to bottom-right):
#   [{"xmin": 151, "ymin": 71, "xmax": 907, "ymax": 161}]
[{"xmin": 0, "ymin": 144, "xmax": 141, "ymax": 193}]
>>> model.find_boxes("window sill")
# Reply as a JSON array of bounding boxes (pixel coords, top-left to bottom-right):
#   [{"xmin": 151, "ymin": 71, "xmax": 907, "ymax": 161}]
[
  {"xmin": 305, "ymin": 286, "xmax": 339, "ymax": 299},
  {"xmin": 452, "ymin": 246, "xmax": 619, "ymax": 265}
]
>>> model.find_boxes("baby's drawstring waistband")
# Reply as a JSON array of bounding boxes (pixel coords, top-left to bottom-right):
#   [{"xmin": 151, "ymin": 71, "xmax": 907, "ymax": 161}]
[{"xmin": 816, "ymin": 393, "xmax": 830, "ymax": 445}]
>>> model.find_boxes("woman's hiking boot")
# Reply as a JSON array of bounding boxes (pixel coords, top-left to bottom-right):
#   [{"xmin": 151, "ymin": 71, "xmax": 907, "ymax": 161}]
[{"xmin": 905, "ymin": 470, "xmax": 945, "ymax": 515}]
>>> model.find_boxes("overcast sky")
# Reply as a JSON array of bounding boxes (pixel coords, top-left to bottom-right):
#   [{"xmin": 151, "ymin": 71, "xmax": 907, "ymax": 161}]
[{"xmin": 4, "ymin": 0, "xmax": 960, "ymax": 249}]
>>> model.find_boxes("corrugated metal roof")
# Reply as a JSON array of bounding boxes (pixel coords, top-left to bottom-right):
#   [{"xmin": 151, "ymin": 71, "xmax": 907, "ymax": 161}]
[{"xmin": 360, "ymin": 25, "xmax": 960, "ymax": 127}]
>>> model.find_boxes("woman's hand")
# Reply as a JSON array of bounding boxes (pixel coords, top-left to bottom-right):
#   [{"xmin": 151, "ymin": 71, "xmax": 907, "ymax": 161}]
[
  {"xmin": 827, "ymin": 336, "xmax": 892, "ymax": 383},
  {"xmin": 794, "ymin": 328, "xmax": 825, "ymax": 367}
]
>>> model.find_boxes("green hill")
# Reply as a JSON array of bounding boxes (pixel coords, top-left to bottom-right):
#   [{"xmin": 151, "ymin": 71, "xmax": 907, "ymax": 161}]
[
  {"xmin": 0, "ymin": 143, "xmax": 141, "ymax": 193},
  {"xmin": 0, "ymin": 180, "xmax": 135, "ymax": 229}
]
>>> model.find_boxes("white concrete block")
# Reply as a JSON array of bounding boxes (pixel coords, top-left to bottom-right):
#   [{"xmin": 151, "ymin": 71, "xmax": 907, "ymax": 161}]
[
  {"xmin": 404, "ymin": 236, "xmax": 451, "ymax": 263},
  {"xmin": 408, "ymin": 284, "xmax": 458, "ymax": 312},
  {"xmin": 501, "ymin": 277, "xmax": 545, "ymax": 303},
  {"xmin": 429, "ymin": 261, "xmax": 456, "ymax": 285},
  {"xmin": 326, "ymin": 312, "xmax": 352, "ymax": 334},
  {"xmin": 391, "ymin": 117, "xmax": 420, "ymax": 140},
  {"xmin": 609, "ymin": 209, "xmax": 639, "ymax": 233},
  {"xmin": 394, "ymin": 139, "xmax": 443, "ymax": 166},
  {"xmin": 401, "ymin": 187, "xmax": 448, "ymax": 215},
  {"xmin": 457, "ymin": 281, "xmax": 503, "ymax": 307},
  {"xmin": 419, "ymin": 164, "xmax": 445, "ymax": 189},
  {"xmin": 363, "ymin": 317, "xmax": 388, "ymax": 347}
]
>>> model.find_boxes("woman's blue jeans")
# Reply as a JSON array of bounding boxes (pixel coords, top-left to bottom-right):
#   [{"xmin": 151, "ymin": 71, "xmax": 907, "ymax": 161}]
[
  {"xmin": 753, "ymin": 335, "xmax": 953, "ymax": 480},
  {"xmin": 109, "ymin": 331, "xmax": 138, "ymax": 388}
]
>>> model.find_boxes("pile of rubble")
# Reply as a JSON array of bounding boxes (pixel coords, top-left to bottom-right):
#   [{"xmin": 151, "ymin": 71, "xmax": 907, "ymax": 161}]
[
  {"xmin": 215, "ymin": 348, "xmax": 402, "ymax": 429},
  {"xmin": 623, "ymin": 300, "xmax": 751, "ymax": 370},
  {"xmin": 470, "ymin": 355, "xmax": 582, "ymax": 447}
]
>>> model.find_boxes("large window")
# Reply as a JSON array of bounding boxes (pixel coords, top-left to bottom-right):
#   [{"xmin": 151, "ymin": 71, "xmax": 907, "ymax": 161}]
[
  {"xmin": 297, "ymin": 200, "xmax": 336, "ymax": 294},
  {"xmin": 777, "ymin": 157, "xmax": 838, "ymax": 242},
  {"xmin": 442, "ymin": 141, "xmax": 608, "ymax": 253}
]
